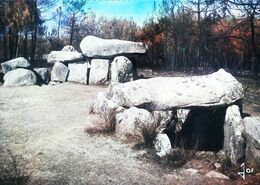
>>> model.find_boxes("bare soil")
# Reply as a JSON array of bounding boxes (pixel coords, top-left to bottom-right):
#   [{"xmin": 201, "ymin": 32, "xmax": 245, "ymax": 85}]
[{"xmin": 0, "ymin": 82, "xmax": 259, "ymax": 185}]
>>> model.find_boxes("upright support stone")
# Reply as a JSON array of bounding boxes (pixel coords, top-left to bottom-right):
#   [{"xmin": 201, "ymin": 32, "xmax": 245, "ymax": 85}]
[
  {"xmin": 51, "ymin": 62, "xmax": 69, "ymax": 82},
  {"xmin": 89, "ymin": 59, "xmax": 109, "ymax": 85},
  {"xmin": 223, "ymin": 105, "xmax": 245, "ymax": 165}
]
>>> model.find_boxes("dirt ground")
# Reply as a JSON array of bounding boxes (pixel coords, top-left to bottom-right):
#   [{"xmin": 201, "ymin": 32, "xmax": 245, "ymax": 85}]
[{"xmin": 0, "ymin": 79, "xmax": 259, "ymax": 185}]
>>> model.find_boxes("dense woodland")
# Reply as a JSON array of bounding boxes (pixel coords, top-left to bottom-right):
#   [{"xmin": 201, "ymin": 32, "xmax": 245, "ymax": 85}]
[{"xmin": 0, "ymin": 0, "xmax": 259, "ymax": 73}]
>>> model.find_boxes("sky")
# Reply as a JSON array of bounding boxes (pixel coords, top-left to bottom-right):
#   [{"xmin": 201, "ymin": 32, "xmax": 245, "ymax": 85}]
[{"xmin": 44, "ymin": 0, "xmax": 162, "ymax": 32}]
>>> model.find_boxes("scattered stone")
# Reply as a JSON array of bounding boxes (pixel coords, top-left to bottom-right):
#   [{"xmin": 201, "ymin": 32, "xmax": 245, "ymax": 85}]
[
  {"xmin": 243, "ymin": 117, "xmax": 260, "ymax": 165},
  {"xmin": 1, "ymin": 57, "xmax": 30, "ymax": 73},
  {"xmin": 214, "ymin": 163, "xmax": 221, "ymax": 169},
  {"xmin": 80, "ymin": 35, "xmax": 147, "ymax": 58},
  {"xmin": 106, "ymin": 69, "xmax": 244, "ymax": 110},
  {"xmin": 111, "ymin": 56, "xmax": 133, "ymax": 83},
  {"xmin": 154, "ymin": 133, "xmax": 172, "ymax": 157},
  {"xmin": 205, "ymin": 170, "xmax": 229, "ymax": 179},
  {"xmin": 223, "ymin": 105, "xmax": 245, "ymax": 165},
  {"xmin": 3, "ymin": 68, "xmax": 37, "ymax": 87},
  {"xmin": 115, "ymin": 107, "xmax": 154, "ymax": 138},
  {"xmin": 48, "ymin": 81, "xmax": 61, "ymax": 86},
  {"xmin": 51, "ymin": 62, "xmax": 69, "ymax": 82},
  {"xmin": 33, "ymin": 68, "xmax": 50, "ymax": 84},
  {"xmin": 68, "ymin": 62, "xmax": 88, "ymax": 84},
  {"xmin": 89, "ymin": 59, "xmax": 109, "ymax": 85},
  {"xmin": 61, "ymin": 45, "xmax": 77, "ymax": 52},
  {"xmin": 47, "ymin": 51, "xmax": 84, "ymax": 63},
  {"xmin": 180, "ymin": 168, "xmax": 199, "ymax": 176}
]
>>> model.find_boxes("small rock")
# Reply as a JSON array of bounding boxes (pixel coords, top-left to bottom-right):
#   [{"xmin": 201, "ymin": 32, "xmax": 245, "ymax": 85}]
[
  {"xmin": 154, "ymin": 133, "xmax": 172, "ymax": 157},
  {"xmin": 205, "ymin": 170, "xmax": 229, "ymax": 179},
  {"xmin": 180, "ymin": 168, "xmax": 199, "ymax": 176},
  {"xmin": 214, "ymin": 163, "xmax": 221, "ymax": 169}
]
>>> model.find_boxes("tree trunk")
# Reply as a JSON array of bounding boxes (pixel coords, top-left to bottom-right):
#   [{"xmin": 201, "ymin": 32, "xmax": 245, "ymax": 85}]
[
  {"xmin": 8, "ymin": 28, "xmax": 13, "ymax": 59},
  {"xmin": 69, "ymin": 14, "xmax": 75, "ymax": 45},
  {"xmin": 31, "ymin": 0, "xmax": 37, "ymax": 63},
  {"xmin": 249, "ymin": 14, "xmax": 258, "ymax": 74},
  {"xmin": 4, "ymin": 35, "xmax": 7, "ymax": 60},
  {"xmin": 23, "ymin": 30, "xmax": 28, "ymax": 59}
]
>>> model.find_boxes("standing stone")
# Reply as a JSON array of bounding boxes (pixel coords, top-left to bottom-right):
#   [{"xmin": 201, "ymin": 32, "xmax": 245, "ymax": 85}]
[
  {"xmin": 89, "ymin": 59, "xmax": 109, "ymax": 85},
  {"xmin": 33, "ymin": 68, "xmax": 50, "ymax": 84},
  {"xmin": 243, "ymin": 117, "xmax": 260, "ymax": 166},
  {"xmin": 1, "ymin": 57, "xmax": 30, "ymax": 74},
  {"xmin": 223, "ymin": 105, "xmax": 245, "ymax": 165},
  {"xmin": 111, "ymin": 56, "xmax": 133, "ymax": 83},
  {"xmin": 68, "ymin": 62, "xmax": 88, "ymax": 84},
  {"xmin": 3, "ymin": 68, "xmax": 37, "ymax": 87},
  {"xmin": 154, "ymin": 133, "xmax": 172, "ymax": 157},
  {"xmin": 80, "ymin": 35, "xmax": 147, "ymax": 58},
  {"xmin": 51, "ymin": 62, "xmax": 69, "ymax": 82},
  {"xmin": 115, "ymin": 107, "xmax": 154, "ymax": 138}
]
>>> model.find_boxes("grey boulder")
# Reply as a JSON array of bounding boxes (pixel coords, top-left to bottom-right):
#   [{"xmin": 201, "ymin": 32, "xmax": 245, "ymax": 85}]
[
  {"xmin": 1, "ymin": 57, "xmax": 30, "ymax": 73},
  {"xmin": 115, "ymin": 107, "xmax": 154, "ymax": 138},
  {"xmin": 3, "ymin": 68, "xmax": 37, "ymax": 87},
  {"xmin": 51, "ymin": 62, "xmax": 69, "ymax": 82},
  {"xmin": 111, "ymin": 56, "xmax": 133, "ymax": 83},
  {"xmin": 90, "ymin": 92, "xmax": 124, "ymax": 114},
  {"xmin": 243, "ymin": 117, "xmax": 260, "ymax": 165},
  {"xmin": 106, "ymin": 69, "xmax": 244, "ymax": 110},
  {"xmin": 89, "ymin": 59, "xmax": 109, "ymax": 85},
  {"xmin": 80, "ymin": 35, "xmax": 147, "ymax": 58}
]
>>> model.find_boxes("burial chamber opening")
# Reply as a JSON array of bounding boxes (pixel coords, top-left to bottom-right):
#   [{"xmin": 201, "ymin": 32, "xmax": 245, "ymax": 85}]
[{"xmin": 163, "ymin": 107, "xmax": 227, "ymax": 151}]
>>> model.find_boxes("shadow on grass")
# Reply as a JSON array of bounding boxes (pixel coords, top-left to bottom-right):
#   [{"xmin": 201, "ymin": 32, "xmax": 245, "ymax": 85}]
[{"xmin": 0, "ymin": 146, "xmax": 30, "ymax": 185}]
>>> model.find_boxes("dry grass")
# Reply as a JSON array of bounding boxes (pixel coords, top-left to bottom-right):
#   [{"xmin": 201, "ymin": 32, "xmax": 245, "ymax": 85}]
[
  {"xmin": 85, "ymin": 109, "xmax": 117, "ymax": 135},
  {"xmin": 139, "ymin": 122, "xmax": 158, "ymax": 148}
]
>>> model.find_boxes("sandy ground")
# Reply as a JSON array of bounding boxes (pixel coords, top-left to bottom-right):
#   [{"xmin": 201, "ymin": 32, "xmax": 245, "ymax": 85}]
[{"xmin": 0, "ymin": 82, "xmax": 258, "ymax": 185}]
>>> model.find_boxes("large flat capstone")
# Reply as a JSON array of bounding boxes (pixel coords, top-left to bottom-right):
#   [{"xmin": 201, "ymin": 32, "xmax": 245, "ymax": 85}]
[
  {"xmin": 80, "ymin": 35, "xmax": 147, "ymax": 58},
  {"xmin": 106, "ymin": 69, "xmax": 244, "ymax": 110}
]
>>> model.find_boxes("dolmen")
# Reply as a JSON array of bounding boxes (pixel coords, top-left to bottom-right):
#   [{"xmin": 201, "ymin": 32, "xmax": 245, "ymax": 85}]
[
  {"xmin": 1, "ymin": 57, "xmax": 49, "ymax": 87},
  {"xmin": 91, "ymin": 69, "xmax": 260, "ymax": 167},
  {"xmin": 48, "ymin": 36, "xmax": 147, "ymax": 85}
]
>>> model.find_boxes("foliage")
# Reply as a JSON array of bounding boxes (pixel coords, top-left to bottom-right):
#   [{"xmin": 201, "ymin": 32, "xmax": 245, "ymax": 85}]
[{"xmin": 138, "ymin": 122, "xmax": 158, "ymax": 148}]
